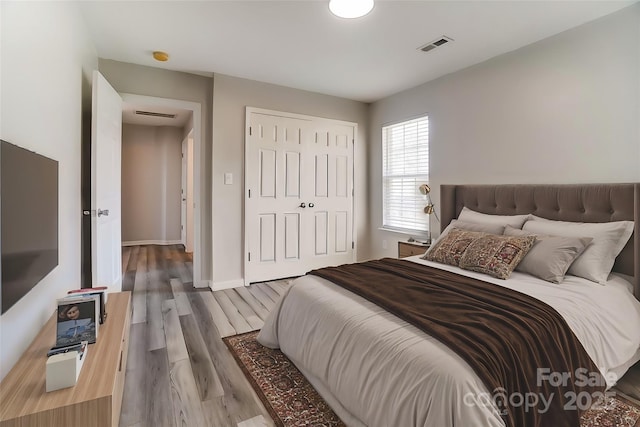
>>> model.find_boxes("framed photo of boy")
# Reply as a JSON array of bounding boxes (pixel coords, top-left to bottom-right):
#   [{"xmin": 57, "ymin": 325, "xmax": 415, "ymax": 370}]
[{"xmin": 56, "ymin": 296, "xmax": 99, "ymax": 346}]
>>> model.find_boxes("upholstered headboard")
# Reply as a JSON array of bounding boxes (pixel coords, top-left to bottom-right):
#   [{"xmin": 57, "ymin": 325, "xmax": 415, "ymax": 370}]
[{"xmin": 440, "ymin": 183, "xmax": 640, "ymax": 299}]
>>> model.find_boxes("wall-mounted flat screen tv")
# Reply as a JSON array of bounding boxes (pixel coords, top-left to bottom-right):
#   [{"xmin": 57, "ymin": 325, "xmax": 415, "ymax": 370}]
[{"xmin": 1, "ymin": 140, "xmax": 59, "ymax": 314}]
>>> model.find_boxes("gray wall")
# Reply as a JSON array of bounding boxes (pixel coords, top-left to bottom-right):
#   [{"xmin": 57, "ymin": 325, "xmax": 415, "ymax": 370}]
[
  {"xmin": 368, "ymin": 4, "xmax": 640, "ymax": 260},
  {"xmin": 122, "ymin": 124, "xmax": 183, "ymax": 244},
  {"xmin": 0, "ymin": 2, "xmax": 98, "ymax": 380},
  {"xmin": 212, "ymin": 74, "xmax": 370, "ymax": 286},
  {"xmin": 99, "ymin": 59, "xmax": 214, "ymax": 280}
]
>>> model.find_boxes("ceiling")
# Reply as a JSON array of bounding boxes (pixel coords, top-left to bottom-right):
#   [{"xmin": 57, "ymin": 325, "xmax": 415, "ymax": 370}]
[{"xmin": 79, "ymin": 0, "xmax": 634, "ymax": 103}]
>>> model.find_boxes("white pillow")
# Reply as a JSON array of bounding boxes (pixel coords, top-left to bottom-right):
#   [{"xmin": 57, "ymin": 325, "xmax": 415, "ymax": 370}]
[
  {"xmin": 523, "ymin": 216, "xmax": 634, "ymax": 284},
  {"xmin": 458, "ymin": 207, "xmax": 530, "ymax": 229},
  {"xmin": 438, "ymin": 219, "xmax": 505, "ymax": 240}
]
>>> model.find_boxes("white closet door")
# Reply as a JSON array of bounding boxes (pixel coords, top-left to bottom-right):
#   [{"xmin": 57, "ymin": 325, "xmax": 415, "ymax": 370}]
[
  {"xmin": 245, "ymin": 112, "xmax": 309, "ymax": 283},
  {"xmin": 303, "ymin": 122, "xmax": 354, "ymax": 271},
  {"xmin": 244, "ymin": 109, "xmax": 355, "ymax": 284}
]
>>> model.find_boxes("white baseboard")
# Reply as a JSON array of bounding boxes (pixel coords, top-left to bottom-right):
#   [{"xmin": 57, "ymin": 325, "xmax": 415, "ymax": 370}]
[
  {"xmin": 194, "ymin": 279, "xmax": 211, "ymax": 289},
  {"xmin": 210, "ymin": 279, "xmax": 245, "ymax": 291},
  {"xmin": 122, "ymin": 240, "xmax": 183, "ymax": 247}
]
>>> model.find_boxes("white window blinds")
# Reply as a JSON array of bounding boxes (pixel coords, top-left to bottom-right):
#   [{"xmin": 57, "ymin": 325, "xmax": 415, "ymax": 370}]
[{"xmin": 382, "ymin": 116, "xmax": 429, "ymax": 234}]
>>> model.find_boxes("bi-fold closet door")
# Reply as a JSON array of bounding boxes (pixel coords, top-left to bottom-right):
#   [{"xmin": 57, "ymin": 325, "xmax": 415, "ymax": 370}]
[{"xmin": 244, "ymin": 108, "xmax": 355, "ymax": 284}]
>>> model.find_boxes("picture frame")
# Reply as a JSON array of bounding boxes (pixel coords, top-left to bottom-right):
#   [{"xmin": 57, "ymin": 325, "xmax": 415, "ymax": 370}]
[{"xmin": 55, "ymin": 296, "xmax": 99, "ymax": 347}]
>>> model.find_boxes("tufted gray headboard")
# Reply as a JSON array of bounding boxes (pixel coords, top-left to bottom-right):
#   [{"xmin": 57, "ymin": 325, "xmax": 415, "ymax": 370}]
[{"xmin": 440, "ymin": 183, "xmax": 640, "ymax": 300}]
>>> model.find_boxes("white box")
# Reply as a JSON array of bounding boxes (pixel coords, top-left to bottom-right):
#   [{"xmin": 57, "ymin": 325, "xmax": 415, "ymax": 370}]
[{"xmin": 45, "ymin": 347, "xmax": 87, "ymax": 392}]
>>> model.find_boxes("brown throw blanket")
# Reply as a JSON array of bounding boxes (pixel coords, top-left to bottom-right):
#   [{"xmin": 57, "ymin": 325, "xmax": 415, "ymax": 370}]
[{"xmin": 309, "ymin": 258, "xmax": 605, "ymax": 427}]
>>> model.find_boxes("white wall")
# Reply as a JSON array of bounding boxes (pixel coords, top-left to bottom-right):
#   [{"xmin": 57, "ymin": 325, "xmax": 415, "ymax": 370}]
[
  {"xmin": 368, "ymin": 4, "xmax": 640, "ymax": 260},
  {"xmin": 212, "ymin": 74, "xmax": 369, "ymax": 286},
  {"xmin": 121, "ymin": 124, "xmax": 183, "ymax": 244},
  {"xmin": 0, "ymin": 2, "xmax": 98, "ymax": 380}
]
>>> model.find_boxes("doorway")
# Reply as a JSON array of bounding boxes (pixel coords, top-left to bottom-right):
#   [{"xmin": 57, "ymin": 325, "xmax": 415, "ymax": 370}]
[
  {"xmin": 81, "ymin": 81, "xmax": 205, "ymax": 289},
  {"xmin": 120, "ymin": 108, "xmax": 191, "ymax": 246},
  {"xmin": 121, "ymin": 93, "xmax": 201, "ymax": 287}
]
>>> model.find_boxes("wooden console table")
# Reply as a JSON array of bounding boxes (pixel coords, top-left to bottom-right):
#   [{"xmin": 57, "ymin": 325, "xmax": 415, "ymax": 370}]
[{"xmin": 0, "ymin": 291, "xmax": 132, "ymax": 427}]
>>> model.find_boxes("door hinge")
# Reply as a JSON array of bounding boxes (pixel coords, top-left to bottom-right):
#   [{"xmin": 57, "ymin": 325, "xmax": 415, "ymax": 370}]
[
  {"xmin": 181, "ymin": 225, "xmax": 184, "ymax": 230},
  {"xmin": 248, "ymin": 252, "xmax": 251, "ymax": 262},
  {"xmin": 352, "ymin": 241, "xmax": 355, "ymax": 249},
  {"xmin": 249, "ymin": 126, "xmax": 252, "ymax": 136},
  {"xmin": 248, "ymin": 189, "xmax": 251, "ymax": 198}
]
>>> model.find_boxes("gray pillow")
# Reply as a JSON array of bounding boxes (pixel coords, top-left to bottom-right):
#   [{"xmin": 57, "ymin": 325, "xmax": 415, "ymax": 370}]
[{"xmin": 504, "ymin": 225, "xmax": 593, "ymax": 283}]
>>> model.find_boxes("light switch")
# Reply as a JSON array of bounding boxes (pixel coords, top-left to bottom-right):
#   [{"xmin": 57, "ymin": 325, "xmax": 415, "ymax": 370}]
[{"xmin": 224, "ymin": 172, "xmax": 233, "ymax": 185}]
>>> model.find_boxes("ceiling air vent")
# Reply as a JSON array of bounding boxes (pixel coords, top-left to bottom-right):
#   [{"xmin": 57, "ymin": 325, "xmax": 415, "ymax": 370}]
[
  {"xmin": 135, "ymin": 110, "xmax": 176, "ymax": 119},
  {"xmin": 418, "ymin": 36, "xmax": 454, "ymax": 53}
]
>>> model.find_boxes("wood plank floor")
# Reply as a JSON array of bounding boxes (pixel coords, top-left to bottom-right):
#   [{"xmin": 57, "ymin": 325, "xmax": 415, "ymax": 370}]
[{"xmin": 119, "ymin": 244, "xmax": 291, "ymax": 427}]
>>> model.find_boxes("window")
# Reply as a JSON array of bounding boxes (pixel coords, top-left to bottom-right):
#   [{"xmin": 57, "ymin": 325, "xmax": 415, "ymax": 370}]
[{"xmin": 382, "ymin": 115, "xmax": 429, "ymax": 234}]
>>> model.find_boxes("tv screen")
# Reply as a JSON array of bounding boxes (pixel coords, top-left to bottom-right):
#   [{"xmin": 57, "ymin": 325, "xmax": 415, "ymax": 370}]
[{"xmin": 1, "ymin": 140, "xmax": 59, "ymax": 313}]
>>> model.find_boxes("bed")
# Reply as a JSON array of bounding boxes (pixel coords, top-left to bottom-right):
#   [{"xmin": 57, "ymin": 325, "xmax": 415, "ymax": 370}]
[{"xmin": 258, "ymin": 183, "xmax": 640, "ymax": 427}]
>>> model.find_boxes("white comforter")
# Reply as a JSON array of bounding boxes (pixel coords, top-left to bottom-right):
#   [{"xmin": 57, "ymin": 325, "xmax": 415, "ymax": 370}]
[{"xmin": 258, "ymin": 258, "xmax": 640, "ymax": 427}]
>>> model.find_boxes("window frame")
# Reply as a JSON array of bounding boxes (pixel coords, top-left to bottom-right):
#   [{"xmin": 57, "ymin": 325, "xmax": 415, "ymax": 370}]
[{"xmin": 380, "ymin": 114, "xmax": 430, "ymax": 236}]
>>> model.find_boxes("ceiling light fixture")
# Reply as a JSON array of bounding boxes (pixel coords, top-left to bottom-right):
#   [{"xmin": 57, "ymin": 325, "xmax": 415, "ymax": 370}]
[
  {"xmin": 153, "ymin": 51, "xmax": 169, "ymax": 62},
  {"xmin": 329, "ymin": 0, "xmax": 374, "ymax": 19}
]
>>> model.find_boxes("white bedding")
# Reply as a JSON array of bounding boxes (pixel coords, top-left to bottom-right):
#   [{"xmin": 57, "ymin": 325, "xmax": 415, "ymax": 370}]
[{"xmin": 258, "ymin": 257, "xmax": 640, "ymax": 427}]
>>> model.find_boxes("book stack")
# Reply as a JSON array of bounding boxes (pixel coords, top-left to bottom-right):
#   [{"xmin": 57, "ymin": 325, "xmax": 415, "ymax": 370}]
[
  {"xmin": 56, "ymin": 292, "xmax": 102, "ymax": 347},
  {"xmin": 44, "ymin": 287, "xmax": 107, "ymax": 392}
]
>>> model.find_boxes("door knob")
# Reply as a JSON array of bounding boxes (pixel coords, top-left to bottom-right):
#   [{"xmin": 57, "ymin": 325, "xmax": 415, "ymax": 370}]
[
  {"xmin": 299, "ymin": 203, "xmax": 306, "ymax": 208},
  {"xmin": 98, "ymin": 209, "xmax": 110, "ymax": 217},
  {"xmin": 309, "ymin": 203, "xmax": 315, "ymax": 208}
]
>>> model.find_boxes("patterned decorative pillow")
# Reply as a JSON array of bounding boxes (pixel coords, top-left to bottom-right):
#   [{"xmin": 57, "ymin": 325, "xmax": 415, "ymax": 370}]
[
  {"xmin": 458, "ymin": 234, "xmax": 536, "ymax": 279},
  {"xmin": 423, "ymin": 220, "xmax": 505, "ymax": 258},
  {"xmin": 422, "ymin": 229, "xmax": 486, "ymax": 266}
]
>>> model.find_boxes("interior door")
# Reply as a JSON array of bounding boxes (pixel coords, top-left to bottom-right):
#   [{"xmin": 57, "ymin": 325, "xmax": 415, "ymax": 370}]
[
  {"xmin": 91, "ymin": 70, "xmax": 123, "ymax": 293},
  {"xmin": 304, "ymin": 122, "xmax": 355, "ymax": 271},
  {"xmin": 186, "ymin": 135, "xmax": 194, "ymax": 253},
  {"xmin": 181, "ymin": 139, "xmax": 187, "ymax": 247},
  {"xmin": 245, "ymin": 113, "xmax": 309, "ymax": 283},
  {"xmin": 245, "ymin": 109, "xmax": 355, "ymax": 284}
]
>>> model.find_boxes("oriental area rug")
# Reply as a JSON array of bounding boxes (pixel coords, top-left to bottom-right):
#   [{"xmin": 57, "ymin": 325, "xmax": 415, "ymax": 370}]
[{"xmin": 224, "ymin": 331, "xmax": 640, "ymax": 427}]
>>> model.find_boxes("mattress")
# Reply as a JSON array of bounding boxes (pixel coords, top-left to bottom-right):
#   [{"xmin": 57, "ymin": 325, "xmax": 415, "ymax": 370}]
[{"xmin": 258, "ymin": 257, "xmax": 640, "ymax": 427}]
